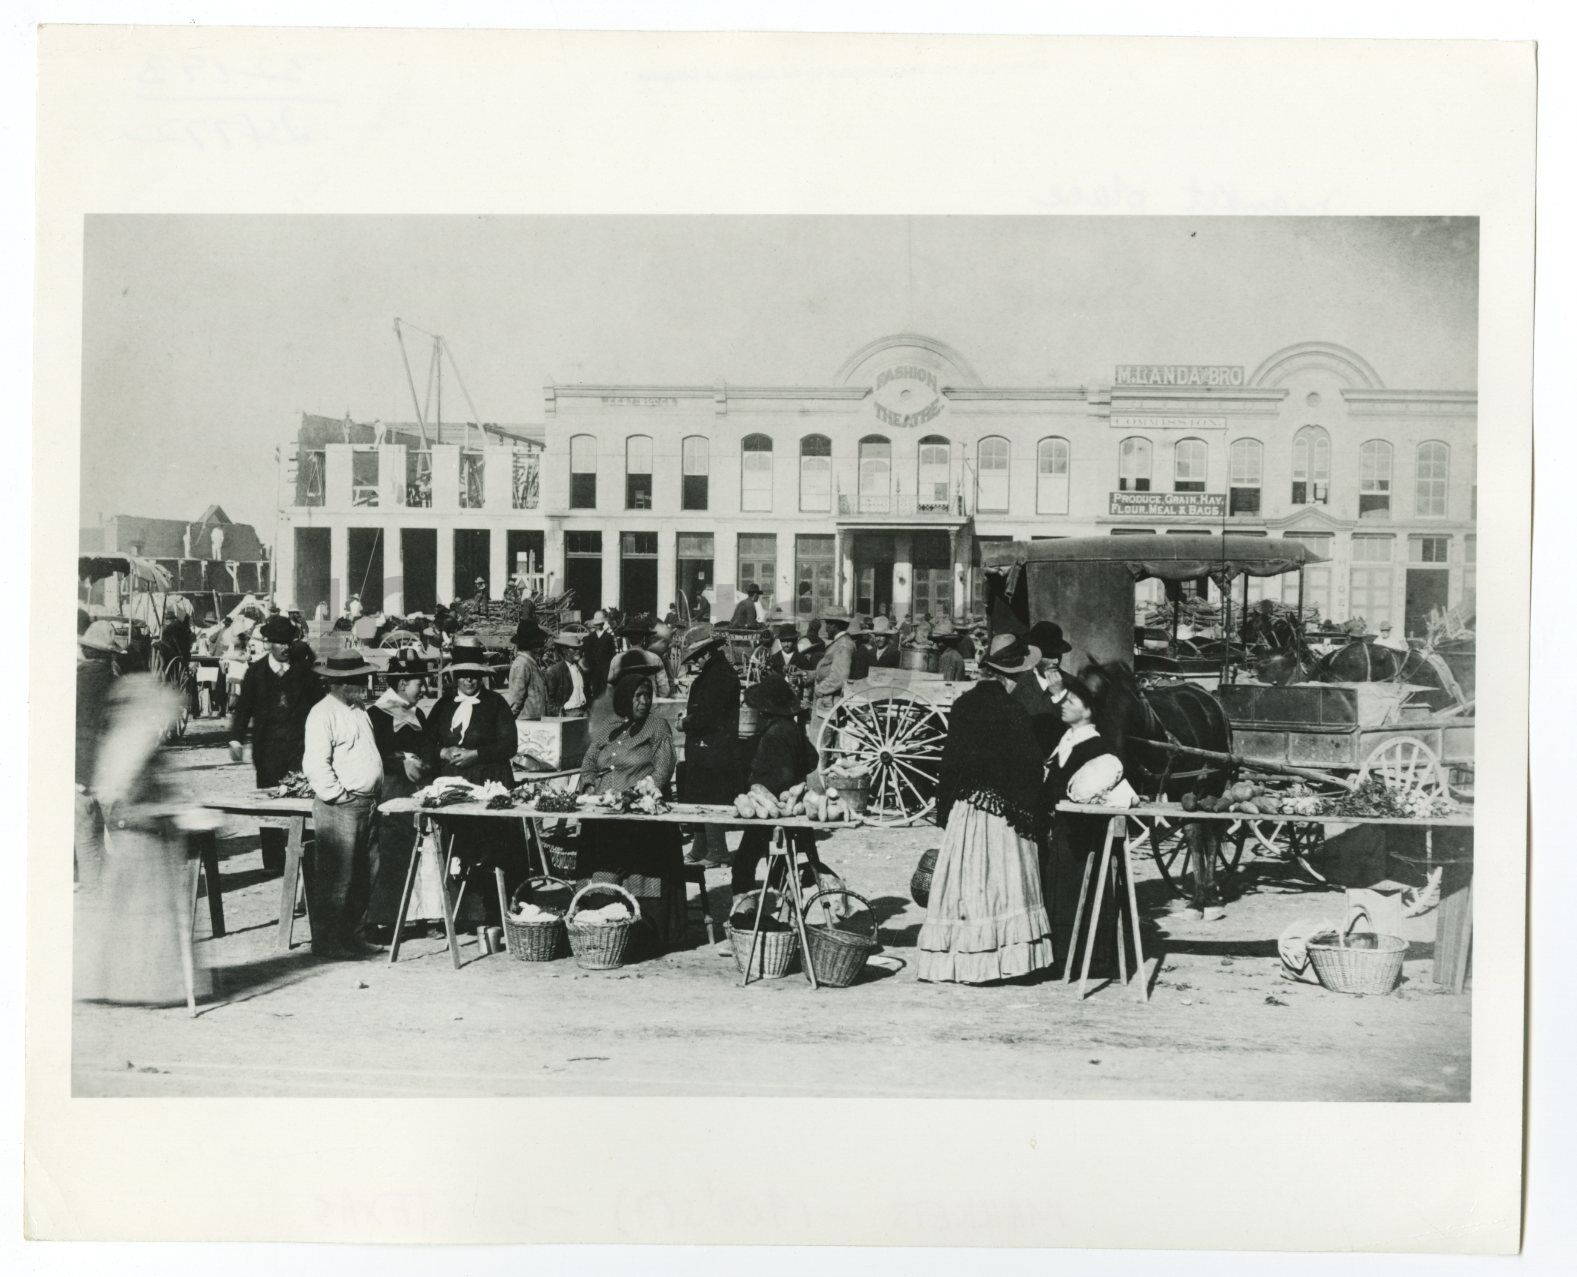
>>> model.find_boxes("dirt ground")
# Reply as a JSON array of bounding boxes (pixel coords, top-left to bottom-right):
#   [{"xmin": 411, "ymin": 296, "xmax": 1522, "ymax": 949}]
[{"xmin": 72, "ymin": 717, "xmax": 1470, "ymax": 1101}]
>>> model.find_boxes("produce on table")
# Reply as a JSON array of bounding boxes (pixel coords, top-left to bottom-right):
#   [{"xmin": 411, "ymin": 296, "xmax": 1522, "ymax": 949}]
[
  {"xmin": 531, "ymin": 788, "xmax": 580, "ymax": 814},
  {"xmin": 265, "ymin": 771, "xmax": 315, "ymax": 800},
  {"xmin": 1175, "ymin": 776, "xmax": 1463, "ymax": 820}
]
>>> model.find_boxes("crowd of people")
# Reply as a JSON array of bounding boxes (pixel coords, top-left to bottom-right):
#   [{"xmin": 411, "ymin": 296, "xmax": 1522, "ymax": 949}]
[{"xmin": 76, "ymin": 579, "xmax": 1149, "ymax": 989}]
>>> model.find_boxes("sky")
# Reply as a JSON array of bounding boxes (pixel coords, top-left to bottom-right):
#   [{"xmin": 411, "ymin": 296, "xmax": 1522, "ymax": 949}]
[{"xmin": 79, "ymin": 215, "xmax": 1478, "ymax": 535}]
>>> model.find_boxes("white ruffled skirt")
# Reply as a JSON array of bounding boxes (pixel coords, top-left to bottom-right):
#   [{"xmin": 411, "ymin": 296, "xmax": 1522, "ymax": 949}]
[{"xmin": 916, "ymin": 798, "xmax": 1055, "ymax": 985}]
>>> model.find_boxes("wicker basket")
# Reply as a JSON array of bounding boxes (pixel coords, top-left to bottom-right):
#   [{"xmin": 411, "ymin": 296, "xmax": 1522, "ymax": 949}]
[
  {"xmin": 910, "ymin": 847, "xmax": 940, "ymax": 909},
  {"xmin": 725, "ymin": 889, "xmax": 799, "ymax": 979},
  {"xmin": 565, "ymin": 881, "xmax": 641, "ymax": 971},
  {"xmin": 503, "ymin": 875, "xmax": 571, "ymax": 962},
  {"xmin": 802, "ymin": 886, "xmax": 881, "ymax": 988},
  {"xmin": 1305, "ymin": 906, "xmax": 1407, "ymax": 996}
]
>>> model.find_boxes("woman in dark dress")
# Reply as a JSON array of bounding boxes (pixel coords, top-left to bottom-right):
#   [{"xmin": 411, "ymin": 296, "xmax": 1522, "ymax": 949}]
[
  {"xmin": 917, "ymin": 633, "xmax": 1055, "ymax": 985},
  {"xmin": 364, "ymin": 651, "xmax": 441, "ymax": 935},
  {"xmin": 576, "ymin": 668, "xmax": 686, "ymax": 953},
  {"xmin": 677, "ymin": 625, "xmax": 738, "ymax": 868},
  {"xmin": 730, "ymin": 675, "xmax": 827, "ymax": 906},
  {"xmin": 424, "ymin": 637, "xmax": 520, "ymax": 926}
]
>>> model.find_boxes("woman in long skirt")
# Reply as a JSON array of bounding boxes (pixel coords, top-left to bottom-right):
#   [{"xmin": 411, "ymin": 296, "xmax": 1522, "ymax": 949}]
[{"xmin": 917, "ymin": 633, "xmax": 1056, "ymax": 984}]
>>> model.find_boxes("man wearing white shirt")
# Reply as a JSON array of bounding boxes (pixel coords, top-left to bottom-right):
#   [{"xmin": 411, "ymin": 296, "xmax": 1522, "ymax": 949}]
[{"xmin": 302, "ymin": 652, "xmax": 385, "ymax": 959}]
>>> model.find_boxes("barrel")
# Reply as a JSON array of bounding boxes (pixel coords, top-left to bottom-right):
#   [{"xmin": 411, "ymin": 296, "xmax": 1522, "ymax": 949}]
[{"xmin": 899, "ymin": 646, "xmax": 940, "ymax": 674}]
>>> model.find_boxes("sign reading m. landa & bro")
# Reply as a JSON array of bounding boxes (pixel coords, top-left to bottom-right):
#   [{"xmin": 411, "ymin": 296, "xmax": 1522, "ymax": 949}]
[{"xmin": 1109, "ymin": 492, "xmax": 1227, "ymax": 517}]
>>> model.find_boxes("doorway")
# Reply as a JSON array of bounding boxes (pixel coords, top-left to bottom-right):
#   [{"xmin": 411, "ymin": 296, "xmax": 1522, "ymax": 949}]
[
  {"xmin": 401, "ymin": 528, "xmax": 437, "ymax": 613},
  {"xmin": 620, "ymin": 531, "xmax": 658, "ymax": 616},
  {"xmin": 1405, "ymin": 569, "xmax": 1448, "ymax": 638},
  {"xmin": 294, "ymin": 527, "xmax": 330, "ymax": 617},
  {"xmin": 347, "ymin": 527, "xmax": 385, "ymax": 613},
  {"xmin": 563, "ymin": 531, "xmax": 603, "ymax": 619}
]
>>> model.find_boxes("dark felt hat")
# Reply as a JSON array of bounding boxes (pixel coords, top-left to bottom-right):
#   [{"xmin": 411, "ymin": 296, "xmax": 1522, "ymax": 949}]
[
  {"xmin": 385, "ymin": 650, "xmax": 433, "ymax": 679},
  {"xmin": 1026, "ymin": 621, "xmax": 1072, "ymax": 657},
  {"xmin": 259, "ymin": 614, "xmax": 296, "ymax": 644},
  {"xmin": 744, "ymin": 674, "xmax": 798, "ymax": 717}
]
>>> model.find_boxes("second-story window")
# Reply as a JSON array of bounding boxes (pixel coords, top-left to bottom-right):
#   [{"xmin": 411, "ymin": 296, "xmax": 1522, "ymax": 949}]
[
  {"xmin": 682, "ymin": 435, "xmax": 709, "ymax": 510},
  {"xmin": 299, "ymin": 448, "xmax": 326, "ymax": 506},
  {"xmin": 459, "ymin": 450, "xmax": 485, "ymax": 509},
  {"xmin": 511, "ymin": 448, "xmax": 539, "ymax": 509},
  {"xmin": 569, "ymin": 434, "xmax": 597, "ymax": 510},
  {"xmin": 625, "ymin": 434, "xmax": 654, "ymax": 510},
  {"xmin": 1118, "ymin": 437, "xmax": 1151, "ymax": 492},
  {"xmin": 1359, "ymin": 440, "xmax": 1393, "ymax": 518},
  {"xmin": 1037, "ymin": 437, "xmax": 1069, "ymax": 515},
  {"xmin": 351, "ymin": 448, "xmax": 379, "ymax": 507},
  {"xmin": 1173, "ymin": 438, "xmax": 1207, "ymax": 494},
  {"xmin": 1416, "ymin": 440, "xmax": 1449, "ymax": 518},
  {"xmin": 800, "ymin": 434, "xmax": 832, "ymax": 512},
  {"xmin": 917, "ymin": 435, "xmax": 951, "ymax": 511},
  {"xmin": 1291, "ymin": 425, "xmax": 1330, "ymax": 505},
  {"xmin": 406, "ymin": 449, "xmax": 432, "ymax": 507},
  {"xmin": 976, "ymin": 436, "xmax": 1010, "ymax": 514},
  {"xmin": 741, "ymin": 433, "xmax": 773, "ymax": 513},
  {"xmin": 1229, "ymin": 438, "xmax": 1262, "ymax": 515}
]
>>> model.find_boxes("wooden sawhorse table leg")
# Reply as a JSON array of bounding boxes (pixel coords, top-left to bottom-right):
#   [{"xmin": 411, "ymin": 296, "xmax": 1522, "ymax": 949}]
[
  {"xmin": 1070, "ymin": 816, "xmax": 1150, "ymax": 1003},
  {"xmin": 187, "ymin": 830, "xmax": 226, "ymax": 940},
  {"xmin": 274, "ymin": 815, "xmax": 310, "ymax": 951},
  {"xmin": 741, "ymin": 827, "xmax": 819, "ymax": 989},
  {"xmin": 389, "ymin": 819, "xmax": 465, "ymax": 970}
]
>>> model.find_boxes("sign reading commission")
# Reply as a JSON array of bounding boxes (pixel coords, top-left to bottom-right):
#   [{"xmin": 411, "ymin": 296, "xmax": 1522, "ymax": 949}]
[
  {"xmin": 1109, "ymin": 492, "xmax": 1228, "ymax": 518},
  {"xmin": 1115, "ymin": 364, "xmax": 1246, "ymax": 388}
]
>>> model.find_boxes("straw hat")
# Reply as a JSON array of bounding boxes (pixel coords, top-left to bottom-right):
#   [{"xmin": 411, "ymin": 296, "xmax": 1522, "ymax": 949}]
[
  {"xmin": 79, "ymin": 619, "xmax": 126, "ymax": 655},
  {"xmin": 679, "ymin": 623, "xmax": 727, "ymax": 665},
  {"xmin": 552, "ymin": 630, "xmax": 585, "ymax": 650},
  {"xmin": 317, "ymin": 652, "xmax": 378, "ymax": 680},
  {"xmin": 607, "ymin": 648, "xmax": 664, "ymax": 683},
  {"xmin": 980, "ymin": 633, "xmax": 1042, "ymax": 675},
  {"xmin": 444, "ymin": 638, "xmax": 495, "ymax": 676}
]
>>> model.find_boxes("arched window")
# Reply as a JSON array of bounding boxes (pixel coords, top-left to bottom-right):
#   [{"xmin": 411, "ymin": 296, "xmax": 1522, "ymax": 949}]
[
  {"xmin": 569, "ymin": 434, "xmax": 597, "ymax": 509},
  {"xmin": 1291, "ymin": 426, "xmax": 1330, "ymax": 505},
  {"xmin": 681, "ymin": 435, "xmax": 709, "ymax": 510},
  {"xmin": 625, "ymin": 435, "xmax": 653, "ymax": 510},
  {"xmin": 1229, "ymin": 438, "xmax": 1263, "ymax": 515},
  {"xmin": 1118, "ymin": 437, "xmax": 1151, "ymax": 492},
  {"xmin": 799, "ymin": 434, "xmax": 831, "ymax": 512},
  {"xmin": 1416, "ymin": 440, "xmax": 1449, "ymax": 518},
  {"xmin": 857, "ymin": 435, "xmax": 891, "ymax": 513},
  {"xmin": 916, "ymin": 435, "xmax": 951, "ymax": 512},
  {"xmin": 1173, "ymin": 438, "xmax": 1208, "ymax": 494},
  {"xmin": 1359, "ymin": 440, "xmax": 1393, "ymax": 518},
  {"xmin": 976, "ymin": 436, "xmax": 1010, "ymax": 513},
  {"xmin": 1036, "ymin": 437, "xmax": 1070, "ymax": 515},
  {"xmin": 740, "ymin": 433, "xmax": 773, "ymax": 513}
]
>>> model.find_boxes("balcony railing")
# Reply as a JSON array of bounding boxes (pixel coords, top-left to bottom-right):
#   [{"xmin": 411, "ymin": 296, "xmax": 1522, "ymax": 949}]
[{"xmin": 836, "ymin": 489, "xmax": 968, "ymax": 520}]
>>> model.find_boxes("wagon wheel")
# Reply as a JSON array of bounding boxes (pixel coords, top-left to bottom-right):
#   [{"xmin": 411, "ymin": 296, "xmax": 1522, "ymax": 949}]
[
  {"xmin": 154, "ymin": 654, "xmax": 192, "ymax": 743},
  {"xmin": 1358, "ymin": 736, "xmax": 1447, "ymax": 799},
  {"xmin": 1127, "ymin": 814, "xmax": 1241, "ymax": 899},
  {"xmin": 816, "ymin": 687, "xmax": 946, "ymax": 827},
  {"xmin": 1229, "ymin": 819, "xmax": 1331, "ymax": 886}
]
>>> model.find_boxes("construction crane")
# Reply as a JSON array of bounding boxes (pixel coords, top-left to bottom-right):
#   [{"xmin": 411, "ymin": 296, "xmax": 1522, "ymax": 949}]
[{"xmin": 392, "ymin": 317, "xmax": 486, "ymax": 451}]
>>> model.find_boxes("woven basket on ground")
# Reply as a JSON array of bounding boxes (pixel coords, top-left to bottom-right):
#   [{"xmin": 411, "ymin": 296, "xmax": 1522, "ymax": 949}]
[
  {"xmin": 1304, "ymin": 906, "xmax": 1407, "ymax": 996},
  {"xmin": 725, "ymin": 888, "xmax": 799, "ymax": 980},
  {"xmin": 503, "ymin": 875, "xmax": 571, "ymax": 962},
  {"xmin": 910, "ymin": 847, "xmax": 940, "ymax": 909},
  {"xmin": 565, "ymin": 881, "xmax": 641, "ymax": 971},
  {"xmin": 801, "ymin": 886, "xmax": 881, "ymax": 988}
]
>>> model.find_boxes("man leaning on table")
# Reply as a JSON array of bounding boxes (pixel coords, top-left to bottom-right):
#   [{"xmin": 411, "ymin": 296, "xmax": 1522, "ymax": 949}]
[{"xmin": 301, "ymin": 652, "xmax": 386, "ymax": 960}]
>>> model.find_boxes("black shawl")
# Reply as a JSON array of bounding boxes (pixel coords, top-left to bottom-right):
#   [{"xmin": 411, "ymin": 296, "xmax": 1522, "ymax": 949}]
[{"xmin": 935, "ymin": 679, "xmax": 1043, "ymax": 840}]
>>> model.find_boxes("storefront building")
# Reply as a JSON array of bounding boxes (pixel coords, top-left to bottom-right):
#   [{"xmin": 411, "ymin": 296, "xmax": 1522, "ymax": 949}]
[
  {"xmin": 273, "ymin": 336, "xmax": 1476, "ymax": 638},
  {"xmin": 536, "ymin": 336, "xmax": 1477, "ymax": 636}
]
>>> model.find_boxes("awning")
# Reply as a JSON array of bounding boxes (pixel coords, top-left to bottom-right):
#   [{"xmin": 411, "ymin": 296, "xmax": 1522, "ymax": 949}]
[{"xmin": 981, "ymin": 534, "xmax": 1324, "ymax": 595}]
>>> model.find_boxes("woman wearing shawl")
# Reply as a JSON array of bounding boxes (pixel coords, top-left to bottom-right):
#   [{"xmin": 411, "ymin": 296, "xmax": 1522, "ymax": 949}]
[
  {"xmin": 576, "ymin": 655, "xmax": 686, "ymax": 953},
  {"xmin": 916, "ymin": 632, "xmax": 1056, "ymax": 985},
  {"xmin": 364, "ymin": 651, "xmax": 444, "ymax": 937}
]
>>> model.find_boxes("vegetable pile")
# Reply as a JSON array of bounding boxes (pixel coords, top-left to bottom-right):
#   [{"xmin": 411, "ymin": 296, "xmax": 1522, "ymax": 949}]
[
  {"xmin": 264, "ymin": 771, "xmax": 315, "ymax": 800},
  {"xmin": 1177, "ymin": 776, "xmax": 1464, "ymax": 820}
]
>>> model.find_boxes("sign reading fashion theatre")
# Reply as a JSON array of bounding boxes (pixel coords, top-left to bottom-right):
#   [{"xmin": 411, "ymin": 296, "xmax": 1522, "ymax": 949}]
[
  {"xmin": 1115, "ymin": 364, "xmax": 1245, "ymax": 388},
  {"xmin": 873, "ymin": 365, "xmax": 945, "ymax": 429},
  {"xmin": 1109, "ymin": 492, "xmax": 1227, "ymax": 517}
]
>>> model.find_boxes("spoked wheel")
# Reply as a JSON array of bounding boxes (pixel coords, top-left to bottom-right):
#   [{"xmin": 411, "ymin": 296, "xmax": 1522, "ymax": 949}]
[
  {"xmin": 1127, "ymin": 814, "xmax": 1242, "ymax": 899},
  {"xmin": 817, "ymin": 688, "xmax": 946, "ymax": 827},
  {"xmin": 1359, "ymin": 736, "xmax": 1448, "ymax": 799},
  {"xmin": 1228, "ymin": 818, "xmax": 1331, "ymax": 885},
  {"xmin": 156, "ymin": 657, "xmax": 192, "ymax": 743}
]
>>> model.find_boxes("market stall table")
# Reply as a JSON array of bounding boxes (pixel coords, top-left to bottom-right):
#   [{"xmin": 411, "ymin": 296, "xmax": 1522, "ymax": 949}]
[
  {"xmin": 380, "ymin": 796, "xmax": 856, "ymax": 983},
  {"xmin": 1058, "ymin": 802, "xmax": 1476, "ymax": 1002},
  {"xmin": 198, "ymin": 794, "xmax": 314, "ymax": 951}
]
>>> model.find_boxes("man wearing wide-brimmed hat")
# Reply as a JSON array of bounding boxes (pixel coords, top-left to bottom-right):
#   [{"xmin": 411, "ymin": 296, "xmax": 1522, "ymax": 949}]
[
  {"xmin": 811, "ymin": 609, "xmax": 867, "ymax": 742},
  {"xmin": 544, "ymin": 629, "xmax": 590, "ymax": 717},
  {"xmin": 677, "ymin": 623, "xmax": 739, "ymax": 867},
  {"xmin": 228, "ymin": 612, "xmax": 324, "ymax": 873},
  {"xmin": 931, "ymin": 616, "xmax": 967, "ymax": 683},
  {"xmin": 1016, "ymin": 620, "xmax": 1074, "ymax": 760},
  {"xmin": 729, "ymin": 581, "xmax": 764, "ymax": 629},
  {"xmin": 301, "ymin": 652, "xmax": 385, "ymax": 959},
  {"xmin": 584, "ymin": 610, "xmax": 617, "ymax": 699},
  {"xmin": 505, "ymin": 617, "xmax": 550, "ymax": 722},
  {"xmin": 870, "ymin": 614, "xmax": 900, "ymax": 669}
]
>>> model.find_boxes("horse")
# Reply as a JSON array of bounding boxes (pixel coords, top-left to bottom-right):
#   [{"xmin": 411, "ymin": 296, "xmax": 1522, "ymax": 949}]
[{"xmin": 1077, "ymin": 658, "xmax": 1234, "ymax": 801}]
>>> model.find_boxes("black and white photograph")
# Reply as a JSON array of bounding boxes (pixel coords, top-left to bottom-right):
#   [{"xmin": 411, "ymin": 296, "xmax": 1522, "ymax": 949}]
[
  {"xmin": 69, "ymin": 213, "xmax": 1481, "ymax": 1100},
  {"xmin": 22, "ymin": 23, "xmax": 1540, "ymax": 1256}
]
